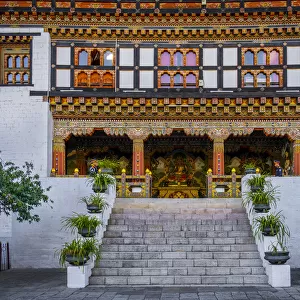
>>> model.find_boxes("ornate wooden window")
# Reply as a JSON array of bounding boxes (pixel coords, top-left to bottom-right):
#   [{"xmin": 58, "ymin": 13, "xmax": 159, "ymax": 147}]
[
  {"xmin": 77, "ymin": 71, "xmax": 88, "ymax": 86},
  {"xmin": 242, "ymin": 70, "xmax": 283, "ymax": 87},
  {"xmin": 244, "ymin": 72, "xmax": 254, "ymax": 87},
  {"xmin": 257, "ymin": 72, "xmax": 267, "ymax": 87},
  {"xmin": 257, "ymin": 50, "xmax": 267, "ymax": 65},
  {"xmin": 174, "ymin": 73, "xmax": 183, "ymax": 87},
  {"xmin": 0, "ymin": 47, "xmax": 30, "ymax": 85},
  {"xmin": 244, "ymin": 51, "xmax": 254, "ymax": 65},
  {"xmin": 174, "ymin": 51, "xmax": 183, "ymax": 66},
  {"xmin": 90, "ymin": 71, "xmax": 101, "ymax": 86},
  {"xmin": 104, "ymin": 51, "xmax": 113, "ymax": 66},
  {"xmin": 91, "ymin": 49, "xmax": 100, "ymax": 65},
  {"xmin": 161, "ymin": 51, "xmax": 171, "ymax": 66},
  {"xmin": 103, "ymin": 72, "xmax": 113, "ymax": 87},
  {"xmin": 161, "ymin": 73, "xmax": 171, "ymax": 87},
  {"xmin": 78, "ymin": 50, "xmax": 88, "ymax": 66},
  {"xmin": 270, "ymin": 72, "xmax": 280, "ymax": 86},
  {"xmin": 74, "ymin": 70, "xmax": 114, "ymax": 88},
  {"xmin": 270, "ymin": 50, "xmax": 280, "ymax": 65},
  {"xmin": 186, "ymin": 73, "xmax": 197, "ymax": 87},
  {"xmin": 186, "ymin": 51, "xmax": 197, "ymax": 66}
]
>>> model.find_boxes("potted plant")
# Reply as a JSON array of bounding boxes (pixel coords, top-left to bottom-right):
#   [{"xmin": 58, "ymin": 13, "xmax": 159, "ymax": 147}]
[
  {"xmin": 62, "ymin": 213, "xmax": 101, "ymax": 237},
  {"xmin": 243, "ymin": 162, "xmax": 257, "ymax": 175},
  {"xmin": 80, "ymin": 193, "xmax": 109, "ymax": 213},
  {"xmin": 264, "ymin": 241, "xmax": 290, "ymax": 265},
  {"xmin": 242, "ymin": 186, "xmax": 279, "ymax": 213},
  {"xmin": 253, "ymin": 211, "xmax": 290, "ymax": 241},
  {"xmin": 97, "ymin": 158, "xmax": 120, "ymax": 174},
  {"xmin": 246, "ymin": 174, "xmax": 270, "ymax": 192},
  {"xmin": 57, "ymin": 238, "xmax": 101, "ymax": 266},
  {"xmin": 88, "ymin": 171, "xmax": 116, "ymax": 193}
]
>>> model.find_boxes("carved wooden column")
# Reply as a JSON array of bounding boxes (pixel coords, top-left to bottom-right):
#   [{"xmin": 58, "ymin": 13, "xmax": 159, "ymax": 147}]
[
  {"xmin": 208, "ymin": 130, "xmax": 230, "ymax": 176},
  {"xmin": 127, "ymin": 129, "xmax": 149, "ymax": 176},
  {"xmin": 212, "ymin": 138, "xmax": 225, "ymax": 175},
  {"xmin": 76, "ymin": 150, "xmax": 87, "ymax": 175},
  {"xmin": 52, "ymin": 137, "xmax": 66, "ymax": 175},
  {"xmin": 293, "ymin": 139, "xmax": 300, "ymax": 176}
]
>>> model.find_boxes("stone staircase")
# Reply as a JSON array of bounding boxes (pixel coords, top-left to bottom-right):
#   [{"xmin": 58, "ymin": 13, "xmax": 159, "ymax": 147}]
[{"xmin": 90, "ymin": 198, "xmax": 268, "ymax": 286}]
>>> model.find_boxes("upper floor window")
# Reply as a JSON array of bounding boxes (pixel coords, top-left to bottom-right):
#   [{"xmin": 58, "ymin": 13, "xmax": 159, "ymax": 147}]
[
  {"xmin": 1, "ymin": 47, "xmax": 30, "ymax": 85},
  {"xmin": 161, "ymin": 73, "xmax": 171, "ymax": 87},
  {"xmin": 78, "ymin": 50, "xmax": 88, "ymax": 66},
  {"xmin": 174, "ymin": 73, "xmax": 183, "ymax": 87},
  {"xmin": 244, "ymin": 72, "xmax": 254, "ymax": 87},
  {"xmin": 257, "ymin": 50, "xmax": 267, "ymax": 65},
  {"xmin": 104, "ymin": 51, "xmax": 113, "ymax": 66},
  {"xmin": 257, "ymin": 72, "xmax": 266, "ymax": 87},
  {"xmin": 270, "ymin": 72, "xmax": 279, "ymax": 86},
  {"xmin": 244, "ymin": 51, "xmax": 254, "ymax": 65},
  {"xmin": 270, "ymin": 50, "xmax": 279, "ymax": 65},
  {"xmin": 161, "ymin": 51, "xmax": 171, "ymax": 66},
  {"xmin": 186, "ymin": 51, "xmax": 197, "ymax": 66},
  {"xmin": 186, "ymin": 73, "xmax": 196, "ymax": 87},
  {"xmin": 174, "ymin": 51, "xmax": 183, "ymax": 66},
  {"xmin": 91, "ymin": 49, "xmax": 100, "ymax": 65}
]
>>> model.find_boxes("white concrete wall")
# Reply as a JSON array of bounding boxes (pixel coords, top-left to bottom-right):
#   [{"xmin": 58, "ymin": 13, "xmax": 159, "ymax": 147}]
[
  {"xmin": 0, "ymin": 27, "xmax": 52, "ymax": 176},
  {"xmin": 242, "ymin": 176, "xmax": 300, "ymax": 268},
  {"xmin": 0, "ymin": 178, "xmax": 115, "ymax": 268}
]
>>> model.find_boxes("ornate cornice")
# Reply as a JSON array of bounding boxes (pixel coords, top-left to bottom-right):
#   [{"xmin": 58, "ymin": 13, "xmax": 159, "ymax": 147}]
[
  {"xmin": 53, "ymin": 118, "xmax": 300, "ymax": 141},
  {"xmin": 49, "ymin": 96, "xmax": 300, "ymax": 120}
]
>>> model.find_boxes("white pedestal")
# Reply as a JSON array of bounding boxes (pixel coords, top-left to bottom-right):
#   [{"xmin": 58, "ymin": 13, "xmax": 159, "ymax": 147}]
[
  {"xmin": 132, "ymin": 186, "xmax": 142, "ymax": 193},
  {"xmin": 266, "ymin": 264, "xmax": 291, "ymax": 287},
  {"xmin": 67, "ymin": 263, "xmax": 92, "ymax": 288}
]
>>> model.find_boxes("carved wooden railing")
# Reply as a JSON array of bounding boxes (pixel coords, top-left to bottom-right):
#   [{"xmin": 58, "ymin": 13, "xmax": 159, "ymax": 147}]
[
  {"xmin": 206, "ymin": 169, "xmax": 242, "ymax": 198},
  {"xmin": 115, "ymin": 170, "xmax": 152, "ymax": 198}
]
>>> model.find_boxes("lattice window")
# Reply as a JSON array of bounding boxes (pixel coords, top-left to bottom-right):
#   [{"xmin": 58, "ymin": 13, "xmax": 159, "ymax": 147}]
[
  {"xmin": 0, "ymin": 47, "xmax": 30, "ymax": 85},
  {"xmin": 244, "ymin": 51, "xmax": 254, "ymax": 65},
  {"xmin": 270, "ymin": 72, "xmax": 279, "ymax": 87},
  {"xmin": 257, "ymin": 72, "xmax": 267, "ymax": 87},
  {"xmin": 78, "ymin": 50, "xmax": 88, "ymax": 66},
  {"xmin": 244, "ymin": 72, "xmax": 254, "ymax": 87},
  {"xmin": 270, "ymin": 50, "xmax": 280, "ymax": 65},
  {"xmin": 257, "ymin": 50, "xmax": 267, "ymax": 65}
]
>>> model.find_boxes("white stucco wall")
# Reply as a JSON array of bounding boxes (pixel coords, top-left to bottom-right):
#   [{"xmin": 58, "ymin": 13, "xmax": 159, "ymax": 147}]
[
  {"xmin": 242, "ymin": 176, "xmax": 300, "ymax": 268},
  {"xmin": 0, "ymin": 178, "xmax": 115, "ymax": 268},
  {"xmin": 0, "ymin": 27, "xmax": 52, "ymax": 176}
]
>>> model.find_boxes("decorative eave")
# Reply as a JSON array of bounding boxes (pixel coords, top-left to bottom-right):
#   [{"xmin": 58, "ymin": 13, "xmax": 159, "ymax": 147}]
[
  {"xmin": 0, "ymin": 35, "xmax": 32, "ymax": 43},
  {"xmin": 1, "ymin": 9, "xmax": 300, "ymax": 28},
  {"xmin": 48, "ymin": 96, "xmax": 300, "ymax": 120}
]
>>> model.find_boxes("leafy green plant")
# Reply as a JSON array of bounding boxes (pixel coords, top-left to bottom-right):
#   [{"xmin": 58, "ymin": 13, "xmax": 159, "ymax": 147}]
[
  {"xmin": 253, "ymin": 211, "xmax": 290, "ymax": 243},
  {"xmin": 80, "ymin": 193, "xmax": 109, "ymax": 213},
  {"xmin": 88, "ymin": 172, "xmax": 116, "ymax": 192},
  {"xmin": 0, "ymin": 157, "xmax": 52, "ymax": 223},
  {"xmin": 242, "ymin": 186, "xmax": 280, "ymax": 212},
  {"xmin": 243, "ymin": 162, "xmax": 256, "ymax": 169},
  {"xmin": 57, "ymin": 238, "xmax": 101, "ymax": 267},
  {"xmin": 268, "ymin": 241, "xmax": 288, "ymax": 253},
  {"xmin": 246, "ymin": 175, "xmax": 271, "ymax": 190},
  {"xmin": 62, "ymin": 213, "xmax": 101, "ymax": 236},
  {"xmin": 97, "ymin": 158, "xmax": 120, "ymax": 171}
]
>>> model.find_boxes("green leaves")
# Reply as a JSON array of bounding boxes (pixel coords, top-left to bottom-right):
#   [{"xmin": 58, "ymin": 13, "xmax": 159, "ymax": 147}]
[{"xmin": 0, "ymin": 156, "xmax": 52, "ymax": 223}]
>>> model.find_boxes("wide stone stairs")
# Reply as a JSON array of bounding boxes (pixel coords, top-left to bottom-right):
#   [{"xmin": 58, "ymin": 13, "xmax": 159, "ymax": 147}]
[{"xmin": 90, "ymin": 198, "xmax": 268, "ymax": 286}]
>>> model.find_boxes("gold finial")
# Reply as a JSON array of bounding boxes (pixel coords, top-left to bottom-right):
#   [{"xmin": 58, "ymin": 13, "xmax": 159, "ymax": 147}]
[
  {"xmin": 122, "ymin": 168, "xmax": 126, "ymax": 173},
  {"xmin": 146, "ymin": 168, "xmax": 150, "ymax": 174},
  {"xmin": 50, "ymin": 168, "xmax": 56, "ymax": 177},
  {"xmin": 149, "ymin": 171, "xmax": 152, "ymax": 176},
  {"xmin": 232, "ymin": 168, "xmax": 236, "ymax": 173},
  {"xmin": 98, "ymin": 168, "xmax": 102, "ymax": 173},
  {"xmin": 207, "ymin": 168, "xmax": 212, "ymax": 174},
  {"xmin": 256, "ymin": 168, "xmax": 260, "ymax": 174},
  {"xmin": 74, "ymin": 168, "xmax": 79, "ymax": 177}
]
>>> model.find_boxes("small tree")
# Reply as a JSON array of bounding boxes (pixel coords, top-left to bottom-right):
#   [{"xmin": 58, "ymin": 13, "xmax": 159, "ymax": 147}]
[{"xmin": 0, "ymin": 157, "xmax": 52, "ymax": 223}]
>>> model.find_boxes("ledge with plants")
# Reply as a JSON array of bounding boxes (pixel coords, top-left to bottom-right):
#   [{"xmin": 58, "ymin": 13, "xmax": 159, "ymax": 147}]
[
  {"xmin": 88, "ymin": 171, "xmax": 116, "ymax": 193},
  {"xmin": 97, "ymin": 157, "xmax": 120, "ymax": 174},
  {"xmin": 62, "ymin": 213, "xmax": 102, "ymax": 237},
  {"xmin": 81, "ymin": 193, "xmax": 109, "ymax": 214}
]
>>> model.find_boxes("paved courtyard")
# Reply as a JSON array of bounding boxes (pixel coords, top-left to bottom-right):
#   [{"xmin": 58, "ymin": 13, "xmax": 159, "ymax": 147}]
[{"xmin": 1, "ymin": 269, "xmax": 300, "ymax": 300}]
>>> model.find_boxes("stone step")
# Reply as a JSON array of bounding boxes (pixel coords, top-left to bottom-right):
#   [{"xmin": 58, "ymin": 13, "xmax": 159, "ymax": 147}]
[
  {"xmin": 109, "ymin": 214, "xmax": 249, "ymax": 225},
  {"xmin": 89, "ymin": 274, "xmax": 268, "ymax": 285},
  {"xmin": 101, "ymin": 251, "xmax": 261, "ymax": 260},
  {"xmin": 101, "ymin": 244, "xmax": 259, "ymax": 252},
  {"xmin": 92, "ymin": 266, "xmax": 265, "ymax": 276},
  {"xmin": 112, "ymin": 208, "xmax": 245, "ymax": 215},
  {"xmin": 98, "ymin": 258, "xmax": 263, "ymax": 268},
  {"xmin": 114, "ymin": 198, "xmax": 243, "ymax": 210},
  {"xmin": 107, "ymin": 224, "xmax": 252, "ymax": 232},
  {"xmin": 104, "ymin": 230, "xmax": 253, "ymax": 238},
  {"xmin": 101, "ymin": 237, "xmax": 255, "ymax": 245}
]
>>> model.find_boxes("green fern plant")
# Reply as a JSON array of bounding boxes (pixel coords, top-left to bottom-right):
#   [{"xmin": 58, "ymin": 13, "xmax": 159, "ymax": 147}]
[
  {"xmin": 253, "ymin": 211, "xmax": 290, "ymax": 243},
  {"xmin": 57, "ymin": 238, "xmax": 101, "ymax": 267},
  {"xmin": 62, "ymin": 213, "xmax": 101, "ymax": 237},
  {"xmin": 80, "ymin": 194, "xmax": 109, "ymax": 213}
]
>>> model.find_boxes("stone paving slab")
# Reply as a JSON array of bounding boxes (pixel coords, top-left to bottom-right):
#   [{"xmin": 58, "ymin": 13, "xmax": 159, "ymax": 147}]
[{"xmin": 1, "ymin": 269, "xmax": 300, "ymax": 299}]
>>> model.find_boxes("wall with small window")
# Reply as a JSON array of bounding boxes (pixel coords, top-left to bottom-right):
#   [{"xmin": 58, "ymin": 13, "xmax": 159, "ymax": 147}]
[{"xmin": 1, "ymin": 48, "xmax": 30, "ymax": 85}]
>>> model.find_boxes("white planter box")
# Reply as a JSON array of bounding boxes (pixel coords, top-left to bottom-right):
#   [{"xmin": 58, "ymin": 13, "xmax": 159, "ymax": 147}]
[
  {"xmin": 266, "ymin": 264, "xmax": 291, "ymax": 287},
  {"xmin": 67, "ymin": 262, "xmax": 92, "ymax": 288}
]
